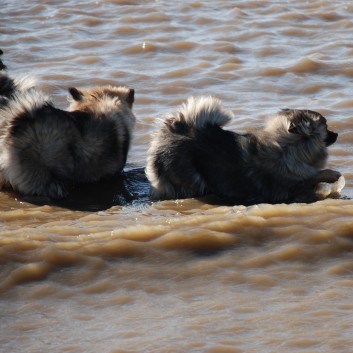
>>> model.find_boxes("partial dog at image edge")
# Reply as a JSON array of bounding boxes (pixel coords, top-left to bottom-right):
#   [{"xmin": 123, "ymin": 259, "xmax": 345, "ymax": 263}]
[
  {"xmin": 0, "ymin": 50, "xmax": 37, "ymax": 107},
  {"xmin": 0, "ymin": 50, "xmax": 136, "ymax": 198},
  {"xmin": 146, "ymin": 96, "xmax": 344, "ymax": 205}
]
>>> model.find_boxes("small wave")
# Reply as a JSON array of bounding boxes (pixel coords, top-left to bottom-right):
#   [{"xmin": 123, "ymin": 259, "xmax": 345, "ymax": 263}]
[
  {"xmin": 261, "ymin": 57, "xmax": 327, "ymax": 76},
  {"xmin": 121, "ymin": 42, "xmax": 162, "ymax": 54},
  {"xmin": 120, "ymin": 12, "xmax": 171, "ymax": 24},
  {"xmin": 290, "ymin": 57, "xmax": 326, "ymax": 73}
]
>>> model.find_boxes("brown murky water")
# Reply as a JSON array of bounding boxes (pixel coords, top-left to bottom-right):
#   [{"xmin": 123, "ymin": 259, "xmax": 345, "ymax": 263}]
[{"xmin": 2, "ymin": 1, "xmax": 353, "ymax": 352}]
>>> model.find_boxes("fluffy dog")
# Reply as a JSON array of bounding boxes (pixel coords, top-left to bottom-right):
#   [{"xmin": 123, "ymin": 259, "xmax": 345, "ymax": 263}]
[
  {"xmin": 0, "ymin": 52, "xmax": 136, "ymax": 198},
  {"xmin": 146, "ymin": 96, "xmax": 339, "ymax": 204}
]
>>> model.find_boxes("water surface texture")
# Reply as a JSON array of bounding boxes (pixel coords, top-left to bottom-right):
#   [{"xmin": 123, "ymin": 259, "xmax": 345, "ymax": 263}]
[{"xmin": 1, "ymin": 1, "xmax": 353, "ymax": 352}]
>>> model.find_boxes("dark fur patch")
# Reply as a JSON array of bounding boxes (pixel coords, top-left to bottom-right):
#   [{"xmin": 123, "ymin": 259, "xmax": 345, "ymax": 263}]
[
  {"xmin": 0, "ymin": 76, "xmax": 15, "ymax": 98},
  {"xmin": 165, "ymin": 116, "xmax": 189, "ymax": 134},
  {"xmin": 0, "ymin": 49, "xmax": 6, "ymax": 70},
  {"xmin": 126, "ymin": 88, "xmax": 134, "ymax": 108},
  {"xmin": 121, "ymin": 124, "xmax": 131, "ymax": 167}
]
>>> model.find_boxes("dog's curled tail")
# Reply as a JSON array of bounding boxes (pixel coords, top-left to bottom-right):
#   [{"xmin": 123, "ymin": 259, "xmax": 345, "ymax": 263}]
[
  {"xmin": 166, "ymin": 96, "xmax": 234, "ymax": 131},
  {"xmin": 0, "ymin": 89, "xmax": 50, "ymax": 126}
]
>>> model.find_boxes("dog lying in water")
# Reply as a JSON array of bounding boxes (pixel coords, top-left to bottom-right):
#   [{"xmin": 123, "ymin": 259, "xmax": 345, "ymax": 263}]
[
  {"xmin": 0, "ymin": 50, "xmax": 136, "ymax": 198},
  {"xmin": 146, "ymin": 96, "xmax": 341, "ymax": 204}
]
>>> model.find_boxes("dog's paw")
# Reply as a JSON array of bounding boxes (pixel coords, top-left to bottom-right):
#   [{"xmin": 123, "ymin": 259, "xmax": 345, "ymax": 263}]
[
  {"xmin": 315, "ymin": 174, "xmax": 345, "ymax": 199},
  {"xmin": 316, "ymin": 169, "xmax": 341, "ymax": 183}
]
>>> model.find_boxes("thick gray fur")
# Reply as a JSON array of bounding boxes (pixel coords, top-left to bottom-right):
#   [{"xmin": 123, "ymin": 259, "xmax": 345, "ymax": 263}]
[
  {"xmin": 146, "ymin": 96, "xmax": 338, "ymax": 205},
  {"xmin": 0, "ymin": 53, "xmax": 136, "ymax": 198}
]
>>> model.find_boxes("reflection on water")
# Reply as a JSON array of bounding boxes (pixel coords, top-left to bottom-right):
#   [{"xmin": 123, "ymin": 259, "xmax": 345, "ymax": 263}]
[
  {"xmin": 2, "ymin": 0, "xmax": 353, "ymax": 352},
  {"xmin": 19, "ymin": 166, "xmax": 151, "ymax": 212}
]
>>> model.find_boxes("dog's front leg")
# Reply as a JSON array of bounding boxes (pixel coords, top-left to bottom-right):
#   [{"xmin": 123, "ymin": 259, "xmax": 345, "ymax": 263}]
[
  {"xmin": 291, "ymin": 169, "xmax": 343, "ymax": 203},
  {"xmin": 314, "ymin": 169, "xmax": 342, "ymax": 183},
  {"xmin": 314, "ymin": 169, "xmax": 345, "ymax": 200}
]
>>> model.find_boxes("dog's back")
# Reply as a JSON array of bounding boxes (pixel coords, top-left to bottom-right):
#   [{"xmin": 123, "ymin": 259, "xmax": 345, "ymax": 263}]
[
  {"xmin": 146, "ymin": 96, "xmax": 254, "ymax": 200},
  {"xmin": 67, "ymin": 85, "xmax": 136, "ymax": 182},
  {"xmin": 0, "ymin": 89, "xmax": 81, "ymax": 197},
  {"xmin": 0, "ymin": 85, "xmax": 135, "ymax": 198}
]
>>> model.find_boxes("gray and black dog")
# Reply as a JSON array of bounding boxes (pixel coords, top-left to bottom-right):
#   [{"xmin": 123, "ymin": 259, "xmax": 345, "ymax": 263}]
[
  {"xmin": 0, "ymin": 50, "xmax": 136, "ymax": 198},
  {"xmin": 146, "ymin": 96, "xmax": 339, "ymax": 204}
]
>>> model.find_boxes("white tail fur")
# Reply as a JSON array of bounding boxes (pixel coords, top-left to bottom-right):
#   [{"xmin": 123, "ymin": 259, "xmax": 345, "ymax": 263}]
[
  {"xmin": 176, "ymin": 96, "xmax": 234, "ymax": 129},
  {"xmin": 0, "ymin": 89, "xmax": 49, "ymax": 125},
  {"xmin": 14, "ymin": 75, "xmax": 38, "ymax": 92}
]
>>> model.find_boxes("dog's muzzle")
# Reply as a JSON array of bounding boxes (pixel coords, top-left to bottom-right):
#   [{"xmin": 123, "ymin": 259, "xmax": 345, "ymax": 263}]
[{"xmin": 325, "ymin": 130, "xmax": 338, "ymax": 146}]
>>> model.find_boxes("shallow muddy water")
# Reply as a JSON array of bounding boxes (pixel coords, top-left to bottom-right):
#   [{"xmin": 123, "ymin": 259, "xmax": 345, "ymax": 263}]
[{"xmin": 1, "ymin": 0, "xmax": 353, "ymax": 352}]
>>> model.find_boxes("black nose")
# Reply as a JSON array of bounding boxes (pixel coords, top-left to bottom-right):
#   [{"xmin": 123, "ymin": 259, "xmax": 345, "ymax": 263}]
[{"xmin": 325, "ymin": 130, "xmax": 338, "ymax": 146}]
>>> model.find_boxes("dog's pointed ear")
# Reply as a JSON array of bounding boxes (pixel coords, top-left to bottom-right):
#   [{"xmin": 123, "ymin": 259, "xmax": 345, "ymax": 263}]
[
  {"xmin": 126, "ymin": 88, "xmax": 134, "ymax": 108},
  {"xmin": 69, "ymin": 87, "xmax": 83, "ymax": 101},
  {"xmin": 288, "ymin": 121, "xmax": 300, "ymax": 134}
]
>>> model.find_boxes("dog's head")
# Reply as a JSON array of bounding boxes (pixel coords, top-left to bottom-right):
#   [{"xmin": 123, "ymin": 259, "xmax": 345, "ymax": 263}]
[
  {"xmin": 68, "ymin": 85, "xmax": 135, "ymax": 113},
  {"xmin": 283, "ymin": 109, "xmax": 337, "ymax": 147},
  {"xmin": 265, "ymin": 109, "xmax": 338, "ymax": 172}
]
